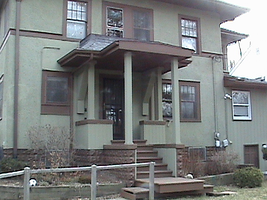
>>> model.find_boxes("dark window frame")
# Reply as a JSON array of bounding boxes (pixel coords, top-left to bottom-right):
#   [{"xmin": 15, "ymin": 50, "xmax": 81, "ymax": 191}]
[
  {"xmin": 179, "ymin": 15, "xmax": 201, "ymax": 54},
  {"xmin": 41, "ymin": 71, "xmax": 72, "ymax": 115},
  {"xmin": 103, "ymin": 2, "xmax": 154, "ymax": 41},
  {"xmin": 162, "ymin": 80, "xmax": 201, "ymax": 122}
]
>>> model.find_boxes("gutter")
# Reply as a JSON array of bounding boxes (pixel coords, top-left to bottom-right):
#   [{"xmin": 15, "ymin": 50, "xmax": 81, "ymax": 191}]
[{"xmin": 13, "ymin": 0, "xmax": 22, "ymax": 158}]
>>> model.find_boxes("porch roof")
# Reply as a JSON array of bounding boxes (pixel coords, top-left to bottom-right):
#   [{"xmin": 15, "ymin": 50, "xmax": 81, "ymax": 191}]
[
  {"xmin": 58, "ymin": 34, "xmax": 193, "ymax": 73},
  {"xmin": 224, "ymin": 75, "xmax": 267, "ymax": 89}
]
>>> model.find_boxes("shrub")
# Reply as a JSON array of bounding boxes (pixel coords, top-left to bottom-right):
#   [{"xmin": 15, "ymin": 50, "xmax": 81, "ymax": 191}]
[
  {"xmin": 78, "ymin": 175, "xmax": 91, "ymax": 184},
  {"xmin": 233, "ymin": 167, "xmax": 263, "ymax": 188},
  {"xmin": 206, "ymin": 150, "xmax": 239, "ymax": 175},
  {"xmin": 0, "ymin": 158, "xmax": 27, "ymax": 173}
]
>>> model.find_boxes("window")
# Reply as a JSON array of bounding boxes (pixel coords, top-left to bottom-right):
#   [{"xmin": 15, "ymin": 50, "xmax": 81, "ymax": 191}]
[
  {"xmin": 0, "ymin": 75, "xmax": 3, "ymax": 120},
  {"xmin": 162, "ymin": 82, "xmax": 172, "ymax": 118},
  {"xmin": 42, "ymin": 71, "xmax": 72, "ymax": 115},
  {"xmin": 180, "ymin": 17, "xmax": 200, "ymax": 53},
  {"xmin": 106, "ymin": 7, "xmax": 124, "ymax": 37},
  {"xmin": 162, "ymin": 81, "xmax": 201, "ymax": 121},
  {"xmin": 67, "ymin": 0, "xmax": 88, "ymax": 39},
  {"xmin": 133, "ymin": 9, "xmax": 152, "ymax": 41},
  {"xmin": 180, "ymin": 82, "xmax": 201, "ymax": 121},
  {"xmin": 104, "ymin": 3, "xmax": 153, "ymax": 41},
  {"xmin": 232, "ymin": 90, "xmax": 251, "ymax": 120}
]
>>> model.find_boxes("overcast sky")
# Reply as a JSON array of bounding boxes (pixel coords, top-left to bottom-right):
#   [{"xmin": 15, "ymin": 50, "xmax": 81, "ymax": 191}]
[{"xmin": 220, "ymin": 0, "xmax": 266, "ymax": 78}]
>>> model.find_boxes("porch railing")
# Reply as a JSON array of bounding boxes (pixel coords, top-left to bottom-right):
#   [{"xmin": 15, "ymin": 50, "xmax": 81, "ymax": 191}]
[{"xmin": 0, "ymin": 162, "xmax": 155, "ymax": 200}]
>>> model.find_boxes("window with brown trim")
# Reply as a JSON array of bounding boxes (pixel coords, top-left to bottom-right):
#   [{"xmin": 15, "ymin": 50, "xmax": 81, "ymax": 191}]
[
  {"xmin": 66, "ymin": 0, "xmax": 88, "ymax": 39},
  {"xmin": 162, "ymin": 81, "xmax": 201, "ymax": 122},
  {"xmin": 180, "ymin": 81, "xmax": 201, "ymax": 121},
  {"xmin": 104, "ymin": 2, "xmax": 153, "ymax": 41},
  {"xmin": 179, "ymin": 16, "xmax": 200, "ymax": 53},
  {"xmin": 41, "ymin": 71, "xmax": 72, "ymax": 115}
]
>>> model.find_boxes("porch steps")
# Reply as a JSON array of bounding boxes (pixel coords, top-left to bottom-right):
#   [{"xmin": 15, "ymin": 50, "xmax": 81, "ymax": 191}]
[{"xmin": 120, "ymin": 140, "xmax": 214, "ymax": 199}]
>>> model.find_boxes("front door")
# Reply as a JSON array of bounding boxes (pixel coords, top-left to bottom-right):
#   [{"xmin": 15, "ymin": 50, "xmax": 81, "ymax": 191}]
[
  {"xmin": 244, "ymin": 145, "xmax": 259, "ymax": 168},
  {"xmin": 103, "ymin": 78, "xmax": 124, "ymax": 140}
]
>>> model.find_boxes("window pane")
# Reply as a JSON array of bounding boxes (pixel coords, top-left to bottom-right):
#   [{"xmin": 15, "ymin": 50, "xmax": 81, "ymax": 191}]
[
  {"xmin": 134, "ymin": 10, "xmax": 150, "ymax": 29},
  {"xmin": 232, "ymin": 92, "xmax": 249, "ymax": 104},
  {"xmin": 106, "ymin": 7, "xmax": 123, "ymax": 37},
  {"xmin": 181, "ymin": 102, "xmax": 195, "ymax": 119},
  {"xmin": 46, "ymin": 77, "xmax": 68, "ymax": 103},
  {"xmin": 134, "ymin": 29, "xmax": 150, "ymax": 41},
  {"xmin": 182, "ymin": 37, "xmax": 197, "ymax": 52},
  {"xmin": 234, "ymin": 105, "xmax": 249, "ymax": 117},
  {"xmin": 67, "ymin": 20, "xmax": 86, "ymax": 39},
  {"xmin": 162, "ymin": 102, "xmax": 172, "ymax": 117}
]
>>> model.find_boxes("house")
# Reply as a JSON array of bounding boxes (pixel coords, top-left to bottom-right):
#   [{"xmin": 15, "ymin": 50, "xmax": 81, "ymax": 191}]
[{"xmin": 1, "ymin": 0, "xmax": 258, "ymax": 181}]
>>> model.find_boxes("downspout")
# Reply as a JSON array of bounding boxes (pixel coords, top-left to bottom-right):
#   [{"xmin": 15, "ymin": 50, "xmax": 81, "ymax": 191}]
[
  {"xmin": 211, "ymin": 56, "xmax": 219, "ymax": 135},
  {"xmin": 13, "ymin": 0, "xmax": 22, "ymax": 158}
]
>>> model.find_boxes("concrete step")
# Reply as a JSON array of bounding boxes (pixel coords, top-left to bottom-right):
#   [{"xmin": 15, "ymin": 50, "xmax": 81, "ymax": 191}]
[
  {"xmin": 137, "ymin": 150, "xmax": 158, "ymax": 157},
  {"xmin": 136, "ymin": 144, "xmax": 154, "ymax": 151},
  {"xmin": 133, "ymin": 140, "xmax": 147, "ymax": 145},
  {"xmin": 137, "ymin": 163, "xmax": 168, "ymax": 172},
  {"xmin": 137, "ymin": 170, "xmax": 173, "ymax": 179},
  {"xmin": 137, "ymin": 157, "xmax": 163, "ymax": 164}
]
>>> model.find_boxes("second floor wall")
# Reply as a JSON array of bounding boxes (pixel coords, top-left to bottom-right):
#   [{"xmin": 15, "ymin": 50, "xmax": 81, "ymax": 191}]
[{"xmin": 1, "ymin": 0, "xmax": 224, "ymax": 55}]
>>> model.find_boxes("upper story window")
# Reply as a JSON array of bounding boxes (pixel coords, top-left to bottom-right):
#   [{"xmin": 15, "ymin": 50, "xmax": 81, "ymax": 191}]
[
  {"xmin": 106, "ymin": 7, "xmax": 124, "ymax": 37},
  {"xmin": 180, "ymin": 16, "xmax": 200, "ymax": 53},
  {"xmin": 133, "ymin": 9, "xmax": 152, "ymax": 41},
  {"xmin": 41, "ymin": 71, "xmax": 72, "ymax": 115},
  {"xmin": 104, "ymin": 3, "xmax": 153, "ymax": 41},
  {"xmin": 67, "ymin": 0, "xmax": 88, "ymax": 39},
  {"xmin": 162, "ymin": 81, "xmax": 201, "ymax": 121},
  {"xmin": 232, "ymin": 90, "xmax": 252, "ymax": 120}
]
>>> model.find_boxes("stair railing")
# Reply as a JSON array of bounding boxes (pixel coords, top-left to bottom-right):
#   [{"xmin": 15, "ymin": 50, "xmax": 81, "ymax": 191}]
[{"xmin": 0, "ymin": 162, "xmax": 155, "ymax": 200}]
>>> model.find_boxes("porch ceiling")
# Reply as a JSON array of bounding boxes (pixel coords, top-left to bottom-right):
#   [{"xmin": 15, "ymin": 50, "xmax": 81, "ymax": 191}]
[{"xmin": 58, "ymin": 34, "xmax": 193, "ymax": 73}]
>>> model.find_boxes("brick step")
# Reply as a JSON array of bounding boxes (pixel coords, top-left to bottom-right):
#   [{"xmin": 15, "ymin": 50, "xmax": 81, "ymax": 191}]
[
  {"xmin": 137, "ymin": 163, "xmax": 168, "ymax": 171},
  {"xmin": 120, "ymin": 187, "xmax": 149, "ymax": 200},
  {"xmin": 137, "ymin": 150, "xmax": 158, "ymax": 157},
  {"xmin": 137, "ymin": 170, "xmax": 173, "ymax": 179},
  {"xmin": 137, "ymin": 157, "xmax": 163, "ymax": 164}
]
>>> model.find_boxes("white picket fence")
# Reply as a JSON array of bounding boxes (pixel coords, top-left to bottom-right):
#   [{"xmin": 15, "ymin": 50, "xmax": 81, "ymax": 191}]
[{"xmin": 0, "ymin": 162, "xmax": 155, "ymax": 200}]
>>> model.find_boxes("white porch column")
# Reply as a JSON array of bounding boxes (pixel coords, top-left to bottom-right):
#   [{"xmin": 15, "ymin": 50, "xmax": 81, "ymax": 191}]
[
  {"xmin": 124, "ymin": 52, "xmax": 133, "ymax": 144},
  {"xmin": 171, "ymin": 57, "xmax": 181, "ymax": 144},
  {"xmin": 87, "ymin": 61, "xmax": 96, "ymax": 119}
]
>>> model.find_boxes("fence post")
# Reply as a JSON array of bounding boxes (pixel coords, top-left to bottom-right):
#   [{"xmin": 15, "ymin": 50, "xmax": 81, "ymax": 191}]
[
  {"xmin": 149, "ymin": 162, "xmax": 155, "ymax": 200},
  {"xmin": 91, "ymin": 165, "xmax": 97, "ymax": 200},
  {"xmin": 23, "ymin": 167, "xmax": 30, "ymax": 200}
]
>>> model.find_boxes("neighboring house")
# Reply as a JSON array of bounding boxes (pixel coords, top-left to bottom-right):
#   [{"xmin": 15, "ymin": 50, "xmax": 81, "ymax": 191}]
[{"xmin": 2, "ymin": 0, "xmax": 262, "ymax": 178}]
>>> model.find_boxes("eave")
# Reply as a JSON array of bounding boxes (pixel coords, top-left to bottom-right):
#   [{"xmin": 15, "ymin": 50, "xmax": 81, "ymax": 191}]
[
  {"xmin": 224, "ymin": 75, "xmax": 267, "ymax": 89},
  {"xmin": 221, "ymin": 28, "xmax": 249, "ymax": 45},
  {"xmin": 154, "ymin": 0, "xmax": 249, "ymax": 23}
]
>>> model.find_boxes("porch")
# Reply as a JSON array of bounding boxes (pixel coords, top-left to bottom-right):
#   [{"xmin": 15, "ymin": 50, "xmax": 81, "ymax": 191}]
[{"xmin": 58, "ymin": 34, "xmax": 193, "ymax": 148}]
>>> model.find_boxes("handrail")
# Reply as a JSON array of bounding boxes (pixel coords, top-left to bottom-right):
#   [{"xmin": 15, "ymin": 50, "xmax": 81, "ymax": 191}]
[{"xmin": 0, "ymin": 162, "xmax": 155, "ymax": 200}]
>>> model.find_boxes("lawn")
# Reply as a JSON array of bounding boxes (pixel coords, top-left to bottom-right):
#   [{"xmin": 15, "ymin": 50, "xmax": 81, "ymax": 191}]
[{"xmin": 170, "ymin": 181, "xmax": 267, "ymax": 200}]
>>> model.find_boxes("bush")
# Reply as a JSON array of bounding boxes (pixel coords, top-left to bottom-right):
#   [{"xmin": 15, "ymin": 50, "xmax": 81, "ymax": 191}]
[
  {"xmin": 78, "ymin": 175, "xmax": 91, "ymax": 184},
  {"xmin": 206, "ymin": 150, "xmax": 239, "ymax": 175},
  {"xmin": 0, "ymin": 158, "xmax": 27, "ymax": 173},
  {"xmin": 233, "ymin": 167, "xmax": 263, "ymax": 188}
]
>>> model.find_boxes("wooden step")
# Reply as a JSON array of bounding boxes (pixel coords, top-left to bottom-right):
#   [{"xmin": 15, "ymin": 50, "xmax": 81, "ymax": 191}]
[
  {"xmin": 137, "ymin": 170, "xmax": 173, "ymax": 179},
  {"xmin": 135, "ymin": 177, "xmax": 205, "ymax": 194},
  {"xmin": 121, "ymin": 187, "xmax": 149, "ymax": 200},
  {"xmin": 137, "ymin": 163, "xmax": 168, "ymax": 171},
  {"xmin": 137, "ymin": 157, "xmax": 163, "ymax": 164},
  {"xmin": 137, "ymin": 150, "xmax": 158, "ymax": 157}
]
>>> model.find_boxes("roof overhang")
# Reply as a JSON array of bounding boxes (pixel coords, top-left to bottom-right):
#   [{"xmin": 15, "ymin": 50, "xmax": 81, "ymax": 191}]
[
  {"xmin": 221, "ymin": 28, "xmax": 248, "ymax": 45},
  {"xmin": 224, "ymin": 75, "xmax": 267, "ymax": 89},
  {"xmin": 154, "ymin": 0, "xmax": 249, "ymax": 23},
  {"xmin": 58, "ymin": 35, "xmax": 193, "ymax": 73}
]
